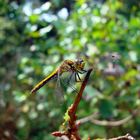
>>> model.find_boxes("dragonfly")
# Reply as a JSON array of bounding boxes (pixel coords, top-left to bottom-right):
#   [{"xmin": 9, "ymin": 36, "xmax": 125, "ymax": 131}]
[{"xmin": 31, "ymin": 58, "xmax": 87, "ymax": 94}]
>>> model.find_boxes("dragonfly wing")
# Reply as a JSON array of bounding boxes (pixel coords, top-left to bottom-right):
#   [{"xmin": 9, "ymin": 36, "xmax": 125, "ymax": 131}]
[
  {"xmin": 54, "ymin": 70, "xmax": 86, "ymax": 101},
  {"xmin": 54, "ymin": 84, "xmax": 64, "ymax": 102},
  {"xmin": 61, "ymin": 72, "xmax": 79, "ymax": 94},
  {"xmin": 54, "ymin": 72, "xmax": 77, "ymax": 102},
  {"xmin": 66, "ymin": 72, "xmax": 74, "ymax": 85},
  {"xmin": 54, "ymin": 72, "xmax": 64, "ymax": 102}
]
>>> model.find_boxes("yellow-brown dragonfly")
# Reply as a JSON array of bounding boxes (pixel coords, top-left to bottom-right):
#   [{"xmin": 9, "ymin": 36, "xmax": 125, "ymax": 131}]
[{"xmin": 31, "ymin": 58, "xmax": 87, "ymax": 94}]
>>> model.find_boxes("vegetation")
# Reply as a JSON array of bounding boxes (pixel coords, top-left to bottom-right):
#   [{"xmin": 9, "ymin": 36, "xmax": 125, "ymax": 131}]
[{"xmin": 0, "ymin": 0, "xmax": 140, "ymax": 139}]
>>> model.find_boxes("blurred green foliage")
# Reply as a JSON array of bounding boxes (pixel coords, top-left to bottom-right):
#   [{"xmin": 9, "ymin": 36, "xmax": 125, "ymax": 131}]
[{"xmin": 0, "ymin": 0, "xmax": 140, "ymax": 140}]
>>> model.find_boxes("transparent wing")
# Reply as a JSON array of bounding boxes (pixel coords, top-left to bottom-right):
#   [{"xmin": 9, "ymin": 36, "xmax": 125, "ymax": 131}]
[
  {"xmin": 54, "ymin": 70, "xmax": 87, "ymax": 102},
  {"xmin": 54, "ymin": 72, "xmax": 64, "ymax": 103},
  {"xmin": 60, "ymin": 71, "xmax": 86, "ymax": 95}
]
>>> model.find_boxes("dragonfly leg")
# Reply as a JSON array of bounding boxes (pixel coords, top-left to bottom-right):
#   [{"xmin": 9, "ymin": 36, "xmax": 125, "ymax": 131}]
[
  {"xmin": 75, "ymin": 73, "xmax": 77, "ymax": 82},
  {"xmin": 82, "ymin": 69, "xmax": 87, "ymax": 73},
  {"xmin": 75, "ymin": 72, "xmax": 82, "ymax": 82},
  {"xmin": 77, "ymin": 69, "xmax": 87, "ymax": 74}
]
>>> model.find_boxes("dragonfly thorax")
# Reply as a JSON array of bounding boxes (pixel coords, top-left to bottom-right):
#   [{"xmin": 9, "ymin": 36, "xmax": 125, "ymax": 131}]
[{"xmin": 59, "ymin": 59, "xmax": 85, "ymax": 73}]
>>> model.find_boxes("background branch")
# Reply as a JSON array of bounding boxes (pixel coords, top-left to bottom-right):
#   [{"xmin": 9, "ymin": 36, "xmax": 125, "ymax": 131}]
[
  {"xmin": 108, "ymin": 133, "xmax": 135, "ymax": 140},
  {"xmin": 77, "ymin": 109, "xmax": 139, "ymax": 127}
]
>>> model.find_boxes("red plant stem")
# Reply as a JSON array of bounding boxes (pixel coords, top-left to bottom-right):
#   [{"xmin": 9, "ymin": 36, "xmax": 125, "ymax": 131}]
[
  {"xmin": 67, "ymin": 68, "xmax": 93, "ymax": 140},
  {"xmin": 52, "ymin": 131, "xmax": 67, "ymax": 137},
  {"xmin": 52, "ymin": 68, "xmax": 93, "ymax": 140}
]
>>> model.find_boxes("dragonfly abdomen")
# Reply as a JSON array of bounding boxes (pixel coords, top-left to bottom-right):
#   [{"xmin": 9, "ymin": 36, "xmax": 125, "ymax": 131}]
[{"xmin": 31, "ymin": 72, "xmax": 58, "ymax": 94}]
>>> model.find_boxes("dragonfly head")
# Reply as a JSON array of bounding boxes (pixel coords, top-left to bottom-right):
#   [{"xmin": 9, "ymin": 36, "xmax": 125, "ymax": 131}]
[{"xmin": 75, "ymin": 58, "xmax": 85, "ymax": 71}]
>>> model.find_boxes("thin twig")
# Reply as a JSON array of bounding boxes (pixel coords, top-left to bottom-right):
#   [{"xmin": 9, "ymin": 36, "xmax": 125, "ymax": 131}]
[
  {"xmin": 77, "ymin": 108, "xmax": 139, "ymax": 127},
  {"xmin": 77, "ymin": 114, "xmax": 132, "ymax": 127},
  {"xmin": 108, "ymin": 133, "xmax": 135, "ymax": 140}
]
